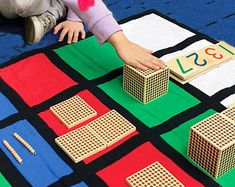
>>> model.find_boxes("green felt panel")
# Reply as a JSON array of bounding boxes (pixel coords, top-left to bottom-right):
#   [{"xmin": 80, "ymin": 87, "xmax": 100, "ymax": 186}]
[
  {"xmin": 161, "ymin": 109, "xmax": 235, "ymax": 187},
  {"xmin": 98, "ymin": 76, "xmax": 200, "ymax": 127},
  {"xmin": 161, "ymin": 110, "xmax": 216, "ymax": 159},
  {"xmin": 0, "ymin": 173, "xmax": 11, "ymax": 187},
  {"xmin": 54, "ymin": 36, "xmax": 124, "ymax": 80}
]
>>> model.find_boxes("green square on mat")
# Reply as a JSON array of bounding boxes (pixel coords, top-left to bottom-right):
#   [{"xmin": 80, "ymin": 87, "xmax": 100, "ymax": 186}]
[
  {"xmin": 98, "ymin": 76, "xmax": 200, "ymax": 128},
  {"xmin": 0, "ymin": 173, "xmax": 11, "ymax": 187},
  {"xmin": 54, "ymin": 36, "xmax": 124, "ymax": 80},
  {"xmin": 161, "ymin": 109, "xmax": 235, "ymax": 187}
]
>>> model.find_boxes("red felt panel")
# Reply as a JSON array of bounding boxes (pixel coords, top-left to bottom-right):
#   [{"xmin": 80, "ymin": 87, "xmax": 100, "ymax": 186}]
[
  {"xmin": 39, "ymin": 90, "xmax": 110, "ymax": 136},
  {"xmin": 97, "ymin": 142, "xmax": 204, "ymax": 187},
  {"xmin": 39, "ymin": 90, "xmax": 138, "ymax": 163},
  {"xmin": 0, "ymin": 53, "xmax": 77, "ymax": 106}
]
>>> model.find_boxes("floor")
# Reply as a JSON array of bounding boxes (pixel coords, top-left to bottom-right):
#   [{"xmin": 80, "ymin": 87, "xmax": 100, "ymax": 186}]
[{"xmin": 0, "ymin": 0, "xmax": 234, "ymax": 64}]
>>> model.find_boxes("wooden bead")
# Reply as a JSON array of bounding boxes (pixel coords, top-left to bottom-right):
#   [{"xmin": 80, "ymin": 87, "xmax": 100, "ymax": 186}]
[
  {"xmin": 13, "ymin": 133, "xmax": 36, "ymax": 155},
  {"xmin": 2, "ymin": 140, "xmax": 23, "ymax": 164}
]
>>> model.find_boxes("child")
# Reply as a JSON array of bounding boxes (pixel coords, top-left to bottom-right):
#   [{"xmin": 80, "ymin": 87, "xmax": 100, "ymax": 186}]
[
  {"xmin": 64, "ymin": 0, "xmax": 166, "ymax": 70},
  {"xmin": 0, "ymin": 0, "xmax": 165, "ymax": 70},
  {"xmin": 0, "ymin": 0, "xmax": 86, "ymax": 44}
]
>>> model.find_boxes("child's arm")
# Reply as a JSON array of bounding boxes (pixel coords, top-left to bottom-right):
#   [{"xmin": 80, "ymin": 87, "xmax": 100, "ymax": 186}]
[
  {"xmin": 65, "ymin": 0, "xmax": 120, "ymax": 44},
  {"xmin": 64, "ymin": 0, "xmax": 165, "ymax": 70},
  {"xmin": 54, "ymin": 8, "xmax": 86, "ymax": 44},
  {"xmin": 108, "ymin": 31, "xmax": 165, "ymax": 70},
  {"xmin": 67, "ymin": 8, "xmax": 82, "ymax": 22}
]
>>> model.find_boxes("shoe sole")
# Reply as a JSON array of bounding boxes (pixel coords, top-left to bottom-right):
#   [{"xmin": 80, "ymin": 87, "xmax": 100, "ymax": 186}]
[{"xmin": 25, "ymin": 16, "xmax": 43, "ymax": 44}]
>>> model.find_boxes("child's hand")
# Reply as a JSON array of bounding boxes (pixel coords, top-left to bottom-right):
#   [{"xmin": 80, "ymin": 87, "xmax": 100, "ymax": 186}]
[
  {"xmin": 54, "ymin": 20, "xmax": 86, "ymax": 44},
  {"xmin": 116, "ymin": 40, "xmax": 166, "ymax": 70},
  {"xmin": 108, "ymin": 31, "xmax": 166, "ymax": 70}
]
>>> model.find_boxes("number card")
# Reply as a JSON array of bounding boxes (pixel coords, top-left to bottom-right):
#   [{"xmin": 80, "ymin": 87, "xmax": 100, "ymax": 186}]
[
  {"xmin": 167, "ymin": 41, "xmax": 235, "ymax": 84},
  {"xmin": 198, "ymin": 42, "xmax": 234, "ymax": 65},
  {"xmin": 217, "ymin": 41, "xmax": 235, "ymax": 56},
  {"xmin": 167, "ymin": 52, "xmax": 214, "ymax": 80}
]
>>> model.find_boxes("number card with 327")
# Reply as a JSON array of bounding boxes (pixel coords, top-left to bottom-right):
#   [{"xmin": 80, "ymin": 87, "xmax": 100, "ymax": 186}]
[{"xmin": 167, "ymin": 41, "xmax": 235, "ymax": 83}]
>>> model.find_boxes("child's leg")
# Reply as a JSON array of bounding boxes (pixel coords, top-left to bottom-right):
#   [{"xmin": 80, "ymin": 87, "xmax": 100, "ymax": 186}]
[
  {"xmin": 0, "ymin": 0, "xmax": 50, "ymax": 19},
  {"xmin": 0, "ymin": 0, "xmax": 66, "ymax": 20},
  {"xmin": 23, "ymin": 0, "xmax": 66, "ymax": 44},
  {"xmin": 0, "ymin": 0, "xmax": 18, "ymax": 19},
  {"xmin": 0, "ymin": 0, "xmax": 66, "ymax": 43},
  {"xmin": 47, "ymin": 0, "xmax": 66, "ymax": 21}
]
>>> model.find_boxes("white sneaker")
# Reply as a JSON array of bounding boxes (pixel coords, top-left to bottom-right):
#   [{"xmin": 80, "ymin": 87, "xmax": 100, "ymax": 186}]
[{"xmin": 25, "ymin": 11, "xmax": 56, "ymax": 44}]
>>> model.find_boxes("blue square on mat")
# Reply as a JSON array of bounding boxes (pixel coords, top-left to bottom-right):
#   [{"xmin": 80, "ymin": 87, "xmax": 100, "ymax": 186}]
[
  {"xmin": 0, "ymin": 92, "xmax": 18, "ymax": 120},
  {"xmin": 0, "ymin": 120, "xmax": 73, "ymax": 187}
]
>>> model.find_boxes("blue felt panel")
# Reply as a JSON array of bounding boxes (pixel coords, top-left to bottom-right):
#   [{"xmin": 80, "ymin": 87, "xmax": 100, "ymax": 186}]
[
  {"xmin": 0, "ymin": 92, "xmax": 18, "ymax": 120},
  {"xmin": 71, "ymin": 181, "xmax": 89, "ymax": 187},
  {"xmin": 0, "ymin": 120, "xmax": 73, "ymax": 187}
]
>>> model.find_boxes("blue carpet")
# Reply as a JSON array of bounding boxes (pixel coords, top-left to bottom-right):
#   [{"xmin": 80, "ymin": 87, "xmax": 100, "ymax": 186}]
[{"xmin": 0, "ymin": 0, "xmax": 234, "ymax": 64}]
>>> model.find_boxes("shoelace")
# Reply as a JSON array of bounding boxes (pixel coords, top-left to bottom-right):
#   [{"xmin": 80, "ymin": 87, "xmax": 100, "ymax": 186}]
[{"xmin": 39, "ymin": 13, "xmax": 54, "ymax": 33}]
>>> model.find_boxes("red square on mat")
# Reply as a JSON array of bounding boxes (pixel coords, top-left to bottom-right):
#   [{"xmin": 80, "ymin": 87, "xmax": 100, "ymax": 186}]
[
  {"xmin": 39, "ymin": 89, "xmax": 138, "ymax": 163},
  {"xmin": 0, "ymin": 53, "xmax": 77, "ymax": 106},
  {"xmin": 39, "ymin": 90, "xmax": 110, "ymax": 136},
  {"xmin": 97, "ymin": 142, "xmax": 204, "ymax": 187}
]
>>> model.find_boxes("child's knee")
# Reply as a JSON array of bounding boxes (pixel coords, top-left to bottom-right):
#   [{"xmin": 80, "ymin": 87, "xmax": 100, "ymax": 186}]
[
  {"xmin": 12, "ymin": 0, "xmax": 45, "ymax": 17},
  {"xmin": 12, "ymin": 0, "xmax": 33, "ymax": 14}
]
